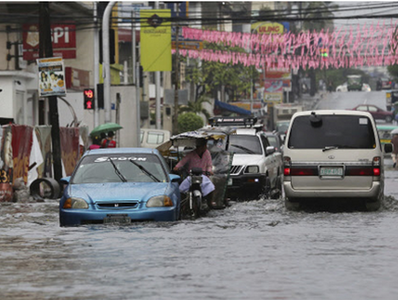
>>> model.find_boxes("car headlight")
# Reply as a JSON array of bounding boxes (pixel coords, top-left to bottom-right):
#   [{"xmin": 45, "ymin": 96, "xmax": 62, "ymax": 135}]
[
  {"xmin": 63, "ymin": 197, "xmax": 89, "ymax": 209},
  {"xmin": 146, "ymin": 195, "xmax": 173, "ymax": 207},
  {"xmin": 245, "ymin": 165, "xmax": 259, "ymax": 174}
]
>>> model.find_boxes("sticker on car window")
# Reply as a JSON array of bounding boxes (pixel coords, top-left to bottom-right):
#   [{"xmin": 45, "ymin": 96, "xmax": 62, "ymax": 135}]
[
  {"xmin": 94, "ymin": 156, "xmax": 147, "ymax": 163},
  {"xmin": 359, "ymin": 118, "xmax": 368, "ymax": 125}
]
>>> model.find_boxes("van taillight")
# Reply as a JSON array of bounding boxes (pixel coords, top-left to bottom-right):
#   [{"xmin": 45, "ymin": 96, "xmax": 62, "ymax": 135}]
[
  {"xmin": 286, "ymin": 167, "xmax": 318, "ymax": 176},
  {"xmin": 345, "ymin": 166, "xmax": 380, "ymax": 176}
]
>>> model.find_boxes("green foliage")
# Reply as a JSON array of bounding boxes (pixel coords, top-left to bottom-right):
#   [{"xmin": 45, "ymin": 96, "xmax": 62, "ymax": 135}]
[
  {"xmin": 179, "ymin": 95, "xmax": 211, "ymax": 120},
  {"xmin": 302, "ymin": 2, "xmax": 338, "ymax": 32},
  {"xmin": 177, "ymin": 112, "xmax": 204, "ymax": 133},
  {"xmin": 185, "ymin": 42, "xmax": 258, "ymax": 101},
  {"xmin": 387, "ymin": 65, "xmax": 398, "ymax": 80}
]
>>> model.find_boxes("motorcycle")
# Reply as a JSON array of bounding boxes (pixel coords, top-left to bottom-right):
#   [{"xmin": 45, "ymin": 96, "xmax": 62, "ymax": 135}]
[
  {"xmin": 179, "ymin": 167, "xmax": 208, "ymax": 218},
  {"xmin": 157, "ymin": 129, "xmax": 234, "ymax": 219}
]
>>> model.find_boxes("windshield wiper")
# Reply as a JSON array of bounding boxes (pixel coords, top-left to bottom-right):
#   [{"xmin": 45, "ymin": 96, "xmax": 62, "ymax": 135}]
[
  {"xmin": 230, "ymin": 144, "xmax": 256, "ymax": 154},
  {"xmin": 129, "ymin": 159, "xmax": 161, "ymax": 182},
  {"xmin": 322, "ymin": 146, "xmax": 338, "ymax": 152},
  {"xmin": 107, "ymin": 157, "xmax": 127, "ymax": 182}
]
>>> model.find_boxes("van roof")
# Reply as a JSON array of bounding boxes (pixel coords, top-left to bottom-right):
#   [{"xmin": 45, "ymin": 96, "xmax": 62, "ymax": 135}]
[{"xmin": 292, "ymin": 109, "xmax": 373, "ymax": 118}]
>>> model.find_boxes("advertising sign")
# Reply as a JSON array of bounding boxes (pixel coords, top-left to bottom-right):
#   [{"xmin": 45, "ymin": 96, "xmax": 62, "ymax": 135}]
[
  {"xmin": 264, "ymin": 93, "xmax": 283, "ymax": 103},
  {"xmin": 264, "ymin": 80, "xmax": 284, "ymax": 93},
  {"xmin": 140, "ymin": 10, "xmax": 171, "ymax": 72},
  {"xmin": 37, "ymin": 57, "xmax": 66, "ymax": 97},
  {"xmin": 251, "ymin": 21, "xmax": 289, "ymax": 35},
  {"xmin": 23, "ymin": 23, "xmax": 76, "ymax": 60}
]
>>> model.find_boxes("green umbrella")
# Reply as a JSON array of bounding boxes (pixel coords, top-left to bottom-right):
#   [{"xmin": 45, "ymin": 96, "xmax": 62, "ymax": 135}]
[{"xmin": 90, "ymin": 122, "xmax": 123, "ymax": 137}]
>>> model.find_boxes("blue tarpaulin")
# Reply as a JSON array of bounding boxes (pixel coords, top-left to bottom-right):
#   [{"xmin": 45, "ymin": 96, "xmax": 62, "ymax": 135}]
[{"xmin": 214, "ymin": 100, "xmax": 251, "ymax": 116}]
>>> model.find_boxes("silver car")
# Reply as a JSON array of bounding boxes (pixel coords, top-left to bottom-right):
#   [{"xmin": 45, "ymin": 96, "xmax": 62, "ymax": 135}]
[{"xmin": 283, "ymin": 110, "xmax": 392, "ymax": 211}]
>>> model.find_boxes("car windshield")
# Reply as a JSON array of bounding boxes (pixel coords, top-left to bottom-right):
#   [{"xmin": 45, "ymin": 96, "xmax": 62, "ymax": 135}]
[
  {"xmin": 348, "ymin": 76, "xmax": 361, "ymax": 84},
  {"xmin": 229, "ymin": 135, "xmax": 262, "ymax": 154},
  {"xmin": 288, "ymin": 115, "xmax": 376, "ymax": 149},
  {"xmin": 71, "ymin": 153, "xmax": 168, "ymax": 184}
]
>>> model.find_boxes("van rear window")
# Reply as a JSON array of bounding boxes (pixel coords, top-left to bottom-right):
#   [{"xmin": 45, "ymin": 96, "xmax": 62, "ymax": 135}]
[{"xmin": 288, "ymin": 115, "xmax": 376, "ymax": 149}]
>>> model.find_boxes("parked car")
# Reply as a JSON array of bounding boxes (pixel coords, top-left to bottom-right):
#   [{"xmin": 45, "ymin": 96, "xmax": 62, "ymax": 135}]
[
  {"xmin": 140, "ymin": 128, "xmax": 171, "ymax": 149},
  {"xmin": 59, "ymin": 148, "xmax": 181, "ymax": 226},
  {"xmin": 283, "ymin": 110, "xmax": 392, "ymax": 211},
  {"xmin": 350, "ymin": 104, "xmax": 393, "ymax": 122}
]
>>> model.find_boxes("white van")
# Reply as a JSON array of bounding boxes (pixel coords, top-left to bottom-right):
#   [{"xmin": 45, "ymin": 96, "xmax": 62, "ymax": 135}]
[
  {"xmin": 140, "ymin": 129, "xmax": 171, "ymax": 149},
  {"xmin": 283, "ymin": 110, "xmax": 392, "ymax": 211}
]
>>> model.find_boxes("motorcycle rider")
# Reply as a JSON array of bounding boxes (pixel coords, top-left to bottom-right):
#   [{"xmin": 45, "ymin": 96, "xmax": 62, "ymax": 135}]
[
  {"xmin": 173, "ymin": 139, "xmax": 215, "ymax": 210},
  {"xmin": 173, "ymin": 139, "xmax": 214, "ymax": 176}
]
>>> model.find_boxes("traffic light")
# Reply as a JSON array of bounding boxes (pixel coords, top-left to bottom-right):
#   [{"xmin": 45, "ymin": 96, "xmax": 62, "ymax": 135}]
[
  {"xmin": 320, "ymin": 48, "xmax": 328, "ymax": 61},
  {"xmin": 84, "ymin": 88, "xmax": 95, "ymax": 109}
]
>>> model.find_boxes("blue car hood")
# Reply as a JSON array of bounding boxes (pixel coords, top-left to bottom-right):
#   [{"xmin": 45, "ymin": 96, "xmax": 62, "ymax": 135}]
[{"xmin": 67, "ymin": 182, "xmax": 169, "ymax": 203}]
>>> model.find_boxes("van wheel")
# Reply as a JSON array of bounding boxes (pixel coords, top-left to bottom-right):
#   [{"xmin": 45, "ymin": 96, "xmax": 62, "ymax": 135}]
[
  {"xmin": 285, "ymin": 198, "xmax": 300, "ymax": 211},
  {"xmin": 365, "ymin": 199, "xmax": 381, "ymax": 211}
]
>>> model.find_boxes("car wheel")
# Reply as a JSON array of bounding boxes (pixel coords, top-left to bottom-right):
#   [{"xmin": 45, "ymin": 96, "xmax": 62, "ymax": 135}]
[
  {"xmin": 285, "ymin": 198, "xmax": 300, "ymax": 211},
  {"xmin": 365, "ymin": 199, "xmax": 381, "ymax": 211},
  {"xmin": 386, "ymin": 116, "xmax": 393, "ymax": 123},
  {"xmin": 270, "ymin": 176, "xmax": 282, "ymax": 199}
]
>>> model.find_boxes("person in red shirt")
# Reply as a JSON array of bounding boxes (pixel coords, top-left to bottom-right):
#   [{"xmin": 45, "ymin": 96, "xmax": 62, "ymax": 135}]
[{"xmin": 101, "ymin": 131, "xmax": 117, "ymax": 148}]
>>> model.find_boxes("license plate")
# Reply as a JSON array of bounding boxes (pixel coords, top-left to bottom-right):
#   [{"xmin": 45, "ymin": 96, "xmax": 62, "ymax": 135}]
[
  {"xmin": 320, "ymin": 167, "xmax": 343, "ymax": 176},
  {"xmin": 104, "ymin": 214, "xmax": 131, "ymax": 224}
]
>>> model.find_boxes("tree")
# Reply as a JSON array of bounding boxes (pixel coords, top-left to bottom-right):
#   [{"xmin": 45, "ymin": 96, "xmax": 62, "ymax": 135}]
[
  {"xmin": 185, "ymin": 43, "xmax": 258, "ymax": 103},
  {"xmin": 178, "ymin": 112, "xmax": 204, "ymax": 133},
  {"xmin": 179, "ymin": 95, "xmax": 211, "ymax": 120},
  {"xmin": 302, "ymin": 2, "xmax": 338, "ymax": 32}
]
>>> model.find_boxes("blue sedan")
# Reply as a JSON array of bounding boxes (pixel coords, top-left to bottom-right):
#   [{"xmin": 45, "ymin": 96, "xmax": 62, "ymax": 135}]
[{"xmin": 59, "ymin": 148, "xmax": 181, "ymax": 226}]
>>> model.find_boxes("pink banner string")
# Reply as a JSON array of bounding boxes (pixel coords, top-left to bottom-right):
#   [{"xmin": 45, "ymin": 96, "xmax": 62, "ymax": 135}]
[{"xmin": 177, "ymin": 21, "xmax": 398, "ymax": 70}]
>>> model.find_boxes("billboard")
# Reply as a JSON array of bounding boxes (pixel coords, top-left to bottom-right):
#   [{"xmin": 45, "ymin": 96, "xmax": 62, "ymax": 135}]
[
  {"xmin": 140, "ymin": 10, "xmax": 172, "ymax": 72},
  {"xmin": 22, "ymin": 23, "xmax": 76, "ymax": 60},
  {"xmin": 37, "ymin": 57, "xmax": 66, "ymax": 97}
]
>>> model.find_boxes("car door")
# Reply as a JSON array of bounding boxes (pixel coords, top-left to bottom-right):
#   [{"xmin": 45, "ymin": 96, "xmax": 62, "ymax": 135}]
[{"xmin": 368, "ymin": 105, "xmax": 380, "ymax": 119}]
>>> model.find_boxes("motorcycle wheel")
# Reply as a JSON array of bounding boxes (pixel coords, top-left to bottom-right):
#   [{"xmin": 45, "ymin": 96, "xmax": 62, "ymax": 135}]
[{"xmin": 189, "ymin": 192, "xmax": 200, "ymax": 219}]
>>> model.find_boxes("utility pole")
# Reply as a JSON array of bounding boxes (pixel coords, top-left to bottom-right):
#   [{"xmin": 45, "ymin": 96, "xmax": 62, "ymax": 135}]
[
  {"xmin": 155, "ymin": 2, "xmax": 161, "ymax": 130},
  {"xmin": 173, "ymin": 24, "xmax": 179, "ymax": 135},
  {"xmin": 39, "ymin": 3, "xmax": 62, "ymax": 185}
]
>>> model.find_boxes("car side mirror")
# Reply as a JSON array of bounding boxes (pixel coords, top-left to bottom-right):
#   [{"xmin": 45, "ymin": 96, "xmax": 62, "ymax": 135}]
[
  {"xmin": 60, "ymin": 176, "xmax": 70, "ymax": 184},
  {"xmin": 265, "ymin": 146, "xmax": 276, "ymax": 156},
  {"xmin": 169, "ymin": 174, "xmax": 181, "ymax": 183}
]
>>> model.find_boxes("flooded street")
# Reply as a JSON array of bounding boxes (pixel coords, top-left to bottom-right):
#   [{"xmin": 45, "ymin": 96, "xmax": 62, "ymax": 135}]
[{"xmin": 2, "ymin": 165, "xmax": 398, "ymax": 299}]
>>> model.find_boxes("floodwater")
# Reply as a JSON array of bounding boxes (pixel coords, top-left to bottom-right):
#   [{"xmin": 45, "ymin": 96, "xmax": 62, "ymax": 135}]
[{"xmin": 2, "ymin": 166, "xmax": 398, "ymax": 299}]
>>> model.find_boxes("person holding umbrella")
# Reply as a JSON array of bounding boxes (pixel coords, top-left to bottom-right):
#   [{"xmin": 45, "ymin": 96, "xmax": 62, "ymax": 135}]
[{"xmin": 101, "ymin": 131, "xmax": 116, "ymax": 148}]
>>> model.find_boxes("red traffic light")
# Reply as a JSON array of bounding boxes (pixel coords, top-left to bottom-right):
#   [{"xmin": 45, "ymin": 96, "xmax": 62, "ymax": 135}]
[
  {"xmin": 84, "ymin": 88, "xmax": 95, "ymax": 110},
  {"xmin": 84, "ymin": 89, "xmax": 94, "ymax": 99}
]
